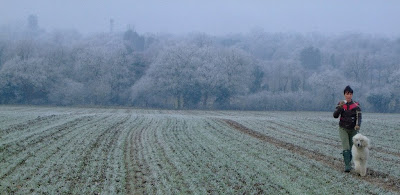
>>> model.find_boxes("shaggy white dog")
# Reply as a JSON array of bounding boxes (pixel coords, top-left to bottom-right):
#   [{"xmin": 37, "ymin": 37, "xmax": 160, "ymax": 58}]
[{"xmin": 352, "ymin": 133, "xmax": 370, "ymax": 176}]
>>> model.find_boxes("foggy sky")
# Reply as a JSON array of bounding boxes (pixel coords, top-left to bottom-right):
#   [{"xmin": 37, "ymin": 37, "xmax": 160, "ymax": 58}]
[{"xmin": 1, "ymin": 0, "xmax": 400, "ymax": 36}]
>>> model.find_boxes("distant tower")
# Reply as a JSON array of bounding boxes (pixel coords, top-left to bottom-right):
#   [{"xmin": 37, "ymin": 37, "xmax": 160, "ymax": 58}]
[
  {"xmin": 110, "ymin": 19, "xmax": 114, "ymax": 33},
  {"xmin": 28, "ymin": 14, "xmax": 39, "ymax": 31}
]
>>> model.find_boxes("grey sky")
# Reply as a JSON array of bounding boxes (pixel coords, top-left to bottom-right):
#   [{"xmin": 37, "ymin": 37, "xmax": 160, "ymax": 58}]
[{"xmin": 1, "ymin": 0, "xmax": 400, "ymax": 36}]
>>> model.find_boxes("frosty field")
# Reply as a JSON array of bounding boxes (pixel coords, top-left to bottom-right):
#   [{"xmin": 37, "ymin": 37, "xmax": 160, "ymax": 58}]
[{"xmin": 0, "ymin": 105, "xmax": 399, "ymax": 194}]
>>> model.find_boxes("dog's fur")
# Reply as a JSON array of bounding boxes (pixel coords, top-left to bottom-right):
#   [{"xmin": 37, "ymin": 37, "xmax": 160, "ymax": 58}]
[{"xmin": 352, "ymin": 134, "xmax": 370, "ymax": 176}]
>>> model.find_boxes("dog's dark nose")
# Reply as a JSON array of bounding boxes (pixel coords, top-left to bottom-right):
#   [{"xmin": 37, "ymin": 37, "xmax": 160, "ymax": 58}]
[{"xmin": 357, "ymin": 143, "xmax": 361, "ymax": 147}]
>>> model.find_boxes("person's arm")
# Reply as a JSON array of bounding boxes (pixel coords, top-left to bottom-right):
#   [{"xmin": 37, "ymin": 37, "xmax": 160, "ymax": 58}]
[
  {"xmin": 355, "ymin": 105, "xmax": 362, "ymax": 130},
  {"xmin": 333, "ymin": 101, "xmax": 344, "ymax": 118}
]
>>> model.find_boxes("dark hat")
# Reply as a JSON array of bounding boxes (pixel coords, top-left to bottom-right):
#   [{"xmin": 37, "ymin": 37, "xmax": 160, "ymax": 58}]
[{"xmin": 344, "ymin": 85, "xmax": 353, "ymax": 94}]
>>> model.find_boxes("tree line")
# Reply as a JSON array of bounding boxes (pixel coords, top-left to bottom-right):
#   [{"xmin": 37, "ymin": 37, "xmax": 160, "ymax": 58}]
[{"xmin": 1, "ymin": 20, "xmax": 400, "ymax": 112}]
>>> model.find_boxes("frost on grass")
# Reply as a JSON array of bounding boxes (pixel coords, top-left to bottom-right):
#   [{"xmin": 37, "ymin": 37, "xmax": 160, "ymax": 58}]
[{"xmin": 0, "ymin": 106, "xmax": 399, "ymax": 194}]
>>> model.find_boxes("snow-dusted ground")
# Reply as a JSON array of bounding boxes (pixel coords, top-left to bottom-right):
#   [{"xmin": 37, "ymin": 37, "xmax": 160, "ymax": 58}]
[{"xmin": 1, "ymin": 106, "xmax": 399, "ymax": 194}]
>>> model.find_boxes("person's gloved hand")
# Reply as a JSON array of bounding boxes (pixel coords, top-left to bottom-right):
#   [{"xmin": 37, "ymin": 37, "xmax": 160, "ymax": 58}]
[
  {"xmin": 336, "ymin": 101, "xmax": 345, "ymax": 109},
  {"xmin": 354, "ymin": 125, "xmax": 360, "ymax": 131}
]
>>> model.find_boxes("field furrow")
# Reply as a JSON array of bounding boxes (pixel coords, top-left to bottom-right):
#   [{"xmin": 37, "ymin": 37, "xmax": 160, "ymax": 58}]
[
  {"xmin": 235, "ymin": 112, "xmax": 400, "ymax": 178},
  {"xmin": 1, "ymin": 114, "xmax": 112, "ymax": 194},
  {"xmin": 124, "ymin": 116, "xmax": 155, "ymax": 194},
  {"xmin": 0, "ymin": 115, "xmax": 95, "ymax": 180},
  {"xmin": 222, "ymin": 118, "xmax": 400, "ymax": 194},
  {"xmin": 1, "ymin": 106, "xmax": 399, "ymax": 194},
  {"xmin": 68, "ymin": 114, "xmax": 130, "ymax": 194}
]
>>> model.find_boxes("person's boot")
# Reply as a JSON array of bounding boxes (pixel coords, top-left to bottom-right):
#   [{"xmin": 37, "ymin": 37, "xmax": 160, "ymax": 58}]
[{"xmin": 342, "ymin": 150, "xmax": 352, "ymax": 172}]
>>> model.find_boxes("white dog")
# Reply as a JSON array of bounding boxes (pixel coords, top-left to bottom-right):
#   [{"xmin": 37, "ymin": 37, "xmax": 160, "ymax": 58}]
[{"xmin": 352, "ymin": 133, "xmax": 370, "ymax": 176}]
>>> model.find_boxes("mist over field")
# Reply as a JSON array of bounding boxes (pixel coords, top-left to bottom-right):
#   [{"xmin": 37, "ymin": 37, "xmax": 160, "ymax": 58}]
[
  {"xmin": 1, "ymin": 1, "xmax": 400, "ymax": 112},
  {"xmin": 1, "ymin": 2, "xmax": 400, "ymax": 194}
]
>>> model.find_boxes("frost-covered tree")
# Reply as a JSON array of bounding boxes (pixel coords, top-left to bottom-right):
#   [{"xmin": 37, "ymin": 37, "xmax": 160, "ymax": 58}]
[
  {"xmin": 212, "ymin": 47, "xmax": 253, "ymax": 109},
  {"xmin": 300, "ymin": 46, "xmax": 321, "ymax": 70},
  {"xmin": 48, "ymin": 79, "xmax": 85, "ymax": 106},
  {"xmin": 139, "ymin": 43, "xmax": 202, "ymax": 109},
  {"xmin": 1, "ymin": 20, "xmax": 400, "ymax": 111},
  {"xmin": 387, "ymin": 68, "xmax": 400, "ymax": 112},
  {"xmin": 307, "ymin": 69, "xmax": 349, "ymax": 110},
  {"xmin": 366, "ymin": 87, "xmax": 392, "ymax": 113},
  {"xmin": 249, "ymin": 65, "xmax": 264, "ymax": 93},
  {"xmin": 0, "ymin": 41, "xmax": 7, "ymax": 67},
  {"xmin": 344, "ymin": 52, "xmax": 370, "ymax": 85},
  {"xmin": 0, "ymin": 57, "xmax": 52, "ymax": 104},
  {"xmin": 123, "ymin": 28, "xmax": 145, "ymax": 52},
  {"xmin": 132, "ymin": 42, "xmax": 253, "ymax": 109},
  {"xmin": 262, "ymin": 59, "xmax": 304, "ymax": 93},
  {"xmin": 72, "ymin": 34, "xmax": 139, "ymax": 105}
]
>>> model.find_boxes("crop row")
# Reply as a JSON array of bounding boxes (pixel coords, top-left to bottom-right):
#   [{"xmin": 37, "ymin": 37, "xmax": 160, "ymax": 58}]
[
  {"xmin": 1, "ymin": 107, "xmax": 133, "ymax": 194},
  {"xmin": 0, "ymin": 106, "xmax": 399, "ymax": 194},
  {"xmin": 231, "ymin": 111, "xmax": 400, "ymax": 178}
]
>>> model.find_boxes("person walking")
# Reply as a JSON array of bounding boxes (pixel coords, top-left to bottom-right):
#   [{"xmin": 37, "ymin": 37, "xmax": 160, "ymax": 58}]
[{"xmin": 333, "ymin": 85, "xmax": 362, "ymax": 172}]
